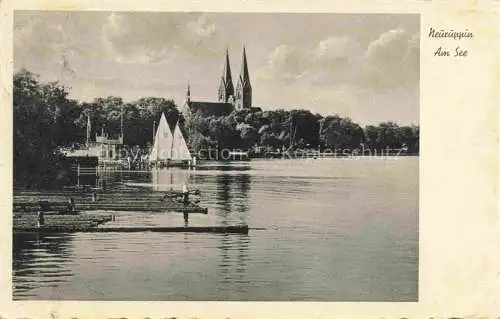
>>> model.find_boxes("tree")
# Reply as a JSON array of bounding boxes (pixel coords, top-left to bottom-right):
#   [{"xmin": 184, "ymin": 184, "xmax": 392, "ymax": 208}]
[
  {"xmin": 376, "ymin": 122, "xmax": 400, "ymax": 150},
  {"xmin": 56, "ymin": 98, "xmax": 82, "ymax": 146},
  {"xmin": 260, "ymin": 132, "xmax": 284, "ymax": 149},
  {"xmin": 319, "ymin": 115, "xmax": 364, "ymax": 150},
  {"xmin": 13, "ymin": 69, "xmax": 72, "ymax": 187},
  {"xmin": 237, "ymin": 123, "xmax": 258, "ymax": 148},
  {"xmin": 364, "ymin": 125, "xmax": 379, "ymax": 150},
  {"xmin": 362, "ymin": 122, "xmax": 419, "ymax": 153},
  {"xmin": 288, "ymin": 109, "xmax": 321, "ymax": 147}
]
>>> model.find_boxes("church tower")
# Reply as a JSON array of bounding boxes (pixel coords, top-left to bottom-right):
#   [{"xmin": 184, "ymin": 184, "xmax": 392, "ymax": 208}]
[
  {"xmin": 235, "ymin": 46, "xmax": 252, "ymax": 110},
  {"xmin": 217, "ymin": 49, "xmax": 234, "ymax": 103}
]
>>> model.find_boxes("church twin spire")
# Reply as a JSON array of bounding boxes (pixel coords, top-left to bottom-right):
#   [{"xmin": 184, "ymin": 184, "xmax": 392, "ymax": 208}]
[
  {"xmin": 186, "ymin": 47, "xmax": 251, "ymax": 110},
  {"xmin": 216, "ymin": 46, "xmax": 251, "ymax": 109}
]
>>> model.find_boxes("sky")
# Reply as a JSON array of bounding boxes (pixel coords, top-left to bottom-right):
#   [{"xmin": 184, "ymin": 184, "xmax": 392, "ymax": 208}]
[{"xmin": 14, "ymin": 11, "xmax": 420, "ymax": 125}]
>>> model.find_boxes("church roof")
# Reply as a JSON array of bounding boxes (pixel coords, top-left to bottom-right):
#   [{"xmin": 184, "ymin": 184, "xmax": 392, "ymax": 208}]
[{"xmin": 186, "ymin": 101, "xmax": 234, "ymax": 117}]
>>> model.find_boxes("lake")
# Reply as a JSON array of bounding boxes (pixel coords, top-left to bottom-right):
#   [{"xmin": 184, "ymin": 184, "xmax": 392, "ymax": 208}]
[{"xmin": 12, "ymin": 157, "xmax": 418, "ymax": 301}]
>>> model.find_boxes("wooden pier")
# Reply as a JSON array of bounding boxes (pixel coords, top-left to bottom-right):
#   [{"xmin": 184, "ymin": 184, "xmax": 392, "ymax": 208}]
[
  {"xmin": 74, "ymin": 202, "xmax": 208, "ymax": 213},
  {"xmin": 13, "ymin": 212, "xmax": 113, "ymax": 229},
  {"xmin": 14, "ymin": 225, "xmax": 249, "ymax": 234},
  {"xmin": 13, "ymin": 189, "xmax": 207, "ymax": 214},
  {"xmin": 12, "ymin": 189, "xmax": 247, "ymax": 235}
]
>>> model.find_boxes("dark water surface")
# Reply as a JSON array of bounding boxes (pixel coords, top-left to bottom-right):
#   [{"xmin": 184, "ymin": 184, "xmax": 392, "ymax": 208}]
[{"xmin": 13, "ymin": 158, "xmax": 418, "ymax": 301}]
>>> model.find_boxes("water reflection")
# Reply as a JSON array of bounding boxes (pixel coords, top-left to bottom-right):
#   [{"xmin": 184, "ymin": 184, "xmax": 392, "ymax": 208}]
[
  {"xmin": 236, "ymin": 174, "xmax": 251, "ymax": 224},
  {"xmin": 149, "ymin": 164, "xmax": 252, "ymax": 226},
  {"xmin": 235, "ymin": 235, "xmax": 250, "ymax": 284},
  {"xmin": 216, "ymin": 234, "xmax": 250, "ymax": 292},
  {"xmin": 148, "ymin": 164, "xmax": 253, "ymax": 297},
  {"xmin": 151, "ymin": 168, "xmax": 191, "ymax": 191},
  {"xmin": 97, "ymin": 169, "xmax": 124, "ymax": 189},
  {"xmin": 13, "ymin": 233, "xmax": 75, "ymax": 299},
  {"xmin": 196, "ymin": 164, "xmax": 252, "ymax": 172},
  {"xmin": 216, "ymin": 174, "xmax": 233, "ymax": 217},
  {"xmin": 13, "ymin": 159, "xmax": 418, "ymax": 301}
]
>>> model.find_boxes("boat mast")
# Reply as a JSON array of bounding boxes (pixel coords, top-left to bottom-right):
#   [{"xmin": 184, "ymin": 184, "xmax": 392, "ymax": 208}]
[
  {"xmin": 289, "ymin": 116, "xmax": 297, "ymax": 149},
  {"xmin": 153, "ymin": 120, "xmax": 156, "ymax": 142},
  {"xmin": 155, "ymin": 119, "xmax": 159, "ymax": 164},
  {"xmin": 120, "ymin": 107, "xmax": 124, "ymax": 141}
]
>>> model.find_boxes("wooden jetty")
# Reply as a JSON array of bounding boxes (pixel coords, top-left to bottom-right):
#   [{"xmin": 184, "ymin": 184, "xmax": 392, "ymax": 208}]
[
  {"xmin": 74, "ymin": 202, "xmax": 208, "ymax": 213},
  {"xmin": 13, "ymin": 189, "xmax": 207, "ymax": 214},
  {"xmin": 14, "ymin": 225, "xmax": 249, "ymax": 234},
  {"xmin": 13, "ymin": 189, "xmax": 247, "ymax": 235},
  {"xmin": 13, "ymin": 200, "xmax": 207, "ymax": 214},
  {"xmin": 14, "ymin": 212, "xmax": 113, "ymax": 229},
  {"xmin": 13, "ymin": 189, "xmax": 199, "ymax": 202}
]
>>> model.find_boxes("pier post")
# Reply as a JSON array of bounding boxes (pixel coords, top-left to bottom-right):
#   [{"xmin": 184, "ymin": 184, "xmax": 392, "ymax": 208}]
[{"xmin": 77, "ymin": 164, "xmax": 80, "ymax": 187}]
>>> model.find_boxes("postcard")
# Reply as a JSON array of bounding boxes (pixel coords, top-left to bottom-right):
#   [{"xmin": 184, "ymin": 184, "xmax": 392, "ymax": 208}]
[{"xmin": 1, "ymin": 0, "xmax": 499, "ymax": 318}]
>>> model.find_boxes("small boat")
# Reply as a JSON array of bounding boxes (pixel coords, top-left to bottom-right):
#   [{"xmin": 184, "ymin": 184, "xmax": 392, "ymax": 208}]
[{"xmin": 224, "ymin": 151, "xmax": 250, "ymax": 161}]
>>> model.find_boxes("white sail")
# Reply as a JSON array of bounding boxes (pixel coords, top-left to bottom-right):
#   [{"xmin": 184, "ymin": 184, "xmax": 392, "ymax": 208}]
[
  {"xmin": 149, "ymin": 113, "xmax": 173, "ymax": 162},
  {"xmin": 171, "ymin": 121, "xmax": 191, "ymax": 161}
]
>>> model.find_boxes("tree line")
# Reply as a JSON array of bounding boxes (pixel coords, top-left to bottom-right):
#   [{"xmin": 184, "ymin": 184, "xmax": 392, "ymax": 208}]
[
  {"xmin": 14, "ymin": 69, "xmax": 181, "ymax": 187},
  {"xmin": 13, "ymin": 69, "xmax": 419, "ymax": 187},
  {"xmin": 185, "ymin": 108, "xmax": 419, "ymax": 155}
]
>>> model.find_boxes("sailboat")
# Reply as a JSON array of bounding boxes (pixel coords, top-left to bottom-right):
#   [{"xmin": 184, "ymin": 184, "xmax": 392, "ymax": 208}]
[
  {"xmin": 170, "ymin": 120, "xmax": 194, "ymax": 167},
  {"xmin": 149, "ymin": 113, "xmax": 173, "ymax": 167},
  {"xmin": 149, "ymin": 114, "xmax": 195, "ymax": 168}
]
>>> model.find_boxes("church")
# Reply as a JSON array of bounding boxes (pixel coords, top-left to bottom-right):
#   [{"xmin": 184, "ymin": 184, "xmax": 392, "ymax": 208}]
[{"xmin": 182, "ymin": 47, "xmax": 252, "ymax": 119}]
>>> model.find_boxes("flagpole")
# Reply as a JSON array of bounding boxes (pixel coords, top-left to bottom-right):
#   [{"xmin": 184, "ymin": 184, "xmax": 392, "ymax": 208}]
[{"xmin": 86, "ymin": 115, "xmax": 91, "ymax": 148}]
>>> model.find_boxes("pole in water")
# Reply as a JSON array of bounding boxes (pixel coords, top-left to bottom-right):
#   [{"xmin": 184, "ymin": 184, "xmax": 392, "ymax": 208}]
[
  {"xmin": 182, "ymin": 184, "xmax": 190, "ymax": 226},
  {"xmin": 77, "ymin": 164, "xmax": 80, "ymax": 187}
]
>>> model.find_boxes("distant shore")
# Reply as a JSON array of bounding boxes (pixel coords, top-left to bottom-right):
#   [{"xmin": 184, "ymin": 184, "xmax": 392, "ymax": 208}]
[{"xmin": 195, "ymin": 148, "xmax": 419, "ymax": 161}]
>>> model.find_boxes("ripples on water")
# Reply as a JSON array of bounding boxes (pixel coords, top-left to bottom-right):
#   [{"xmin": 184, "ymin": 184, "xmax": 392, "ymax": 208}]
[{"xmin": 13, "ymin": 158, "xmax": 418, "ymax": 301}]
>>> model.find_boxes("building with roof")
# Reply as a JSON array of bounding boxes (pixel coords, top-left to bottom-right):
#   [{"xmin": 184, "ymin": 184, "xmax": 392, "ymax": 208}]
[
  {"xmin": 182, "ymin": 47, "xmax": 252, "ymax": 119},
  {"xmin": 62, "ymin": 116, "xmax": 126, "ymax": 167}
]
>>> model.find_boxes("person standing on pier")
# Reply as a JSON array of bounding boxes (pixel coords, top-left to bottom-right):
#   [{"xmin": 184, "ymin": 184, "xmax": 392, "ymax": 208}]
[
  {"xmin": 182, "ymin": 184, "xmax": 190, "ymax": 205},
  {"xmin": 183, "ymin": 210, "xmax": 189, "ymax": 227},
  {"xmin": 37, "ymin": 211, "xmax": 44, "ymax": 228},
  {"xmin": 68, "ymin": 197, "xmax": 75, "ymax": 213}
]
